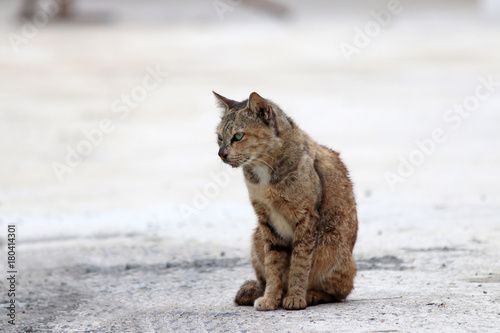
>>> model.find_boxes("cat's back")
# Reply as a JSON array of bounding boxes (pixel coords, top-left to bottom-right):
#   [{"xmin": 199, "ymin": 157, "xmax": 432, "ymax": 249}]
[
  {"xmin": 313, "ymin": 144, "xmax": 351, "ymax": 187},
  {"xmin": 311, "ymin": 143, "xmax": 358, "ymax": 249}
]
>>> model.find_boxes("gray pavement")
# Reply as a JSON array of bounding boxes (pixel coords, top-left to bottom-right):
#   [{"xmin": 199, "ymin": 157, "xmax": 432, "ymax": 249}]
[{"xmin": 0, "ymin": 1, "xmax": 499, "ymax": 332}]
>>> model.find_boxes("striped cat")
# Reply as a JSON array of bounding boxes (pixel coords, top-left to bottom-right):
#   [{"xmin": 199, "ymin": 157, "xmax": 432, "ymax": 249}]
[{"xmin": 214, "ymin": 91, "xmax": 358, "ymax": 311}]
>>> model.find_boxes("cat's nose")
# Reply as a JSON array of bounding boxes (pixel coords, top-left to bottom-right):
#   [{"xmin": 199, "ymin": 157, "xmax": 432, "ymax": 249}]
[{"xmin": 218, "ymin": 146, "xmax": 228, "ymax": 159}]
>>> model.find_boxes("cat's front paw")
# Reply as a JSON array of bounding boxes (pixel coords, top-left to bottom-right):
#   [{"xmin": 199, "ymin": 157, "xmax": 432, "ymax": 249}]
[
  {"xmin": 254, "ymin": 297, "xmax": 279, "ymax": 311},
  {"xmin": 282, "ymin": 296, "xmax": 307, "ymax": 310}
]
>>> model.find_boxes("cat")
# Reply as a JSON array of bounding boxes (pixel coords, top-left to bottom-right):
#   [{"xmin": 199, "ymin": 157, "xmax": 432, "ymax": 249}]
[{"xmin": 214, "ymin": 91, "xmax": 358, "ymax": 311}]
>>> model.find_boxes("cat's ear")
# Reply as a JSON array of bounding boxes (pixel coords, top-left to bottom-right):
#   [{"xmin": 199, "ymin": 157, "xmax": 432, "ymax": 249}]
[
  {"xmin": 248, "ymin": 92, "xmax": 273, "ymax": 123},
  {"xmin": 213, "ymin": 91, "xmax": 238, "ymax": 113}
]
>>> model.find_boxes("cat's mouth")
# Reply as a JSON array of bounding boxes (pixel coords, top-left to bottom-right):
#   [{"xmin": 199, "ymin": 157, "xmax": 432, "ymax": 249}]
[{"xmin": 224, "ymin": 156, "xmax": 250, "ymax": 168}]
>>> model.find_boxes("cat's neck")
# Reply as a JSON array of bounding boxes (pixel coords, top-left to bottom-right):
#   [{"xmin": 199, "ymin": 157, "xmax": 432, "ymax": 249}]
[
  {"xmin": 249, "ymin": 165, "xmax": 272, "ymax": 185},
  {"xmin": 243, "ymin": 128, "xmax": 307, "ymax": 185}
]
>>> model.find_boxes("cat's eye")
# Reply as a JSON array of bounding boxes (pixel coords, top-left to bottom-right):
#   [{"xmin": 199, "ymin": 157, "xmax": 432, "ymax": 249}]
[
  {"xmin": 234, "ymin": 132, "xmax": 245, "ymax": 141},
  {"xmin": 217, "ymin": 134, "xmax": 223, "ymax": 141}
]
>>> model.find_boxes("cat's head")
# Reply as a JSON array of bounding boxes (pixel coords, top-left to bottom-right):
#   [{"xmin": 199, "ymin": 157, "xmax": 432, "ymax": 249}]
[{"xmin": 214, "ymin": 92, "xmax": 282, "ymax": 168}]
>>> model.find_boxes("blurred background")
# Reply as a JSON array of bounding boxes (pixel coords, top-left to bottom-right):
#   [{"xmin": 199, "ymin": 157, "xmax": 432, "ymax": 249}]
[{"xmin": 1, "ymin": 0, "xmax": 499, "ymax": 245}]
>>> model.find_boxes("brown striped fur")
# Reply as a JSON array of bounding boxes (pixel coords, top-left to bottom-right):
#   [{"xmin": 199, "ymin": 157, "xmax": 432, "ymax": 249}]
[{"xmin": 214, "ymin": 91, "xmax": 358, "ymax": 311}]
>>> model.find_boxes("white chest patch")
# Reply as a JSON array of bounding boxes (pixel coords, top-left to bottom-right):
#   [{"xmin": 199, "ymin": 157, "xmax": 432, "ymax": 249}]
[
  {"xmin": 245, "ymin": 165, "xmax": 293, "ymax": 242},
  {"xmin": 269, "ymin": 208, "xmax": 294, "ymax": 242},
  {"xmin": 253, "ymin": 166, "xmax": 271, "ymax": 185}
]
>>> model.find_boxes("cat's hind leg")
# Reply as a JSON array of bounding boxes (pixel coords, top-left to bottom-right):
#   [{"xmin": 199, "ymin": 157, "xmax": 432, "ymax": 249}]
[
  {"xmin": 318, "ymin": 256, "xmax": 356, "ymax": 303},
  {"xmin": 308, "ymin": 254, "xmax": 356, "ymax": 305},
  {"xmin": 307, "ymin": 271, "xmax": 354, "ymax": 305},
  {"xmin": 306, "ymin": 290, "xmax": 335, "ymax": 306}
]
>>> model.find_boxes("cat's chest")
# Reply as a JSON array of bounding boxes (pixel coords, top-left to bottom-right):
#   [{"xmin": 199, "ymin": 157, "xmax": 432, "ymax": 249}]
[
  {"xmin": 252, "ymin": 166, "xmax": 271, "ymax": 185},
  {"xmin": 268, "ymin": 207, "xmax": 295, "ymax": 242},
  {"xmin": 245, "ymin": 169, "xmax": 295, "ymax": 242}
]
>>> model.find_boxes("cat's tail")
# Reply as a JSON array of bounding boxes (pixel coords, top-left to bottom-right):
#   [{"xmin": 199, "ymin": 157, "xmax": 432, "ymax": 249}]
[{"xmin": 234, "ymin": 280, "xmax": 264, "ymax": 306}]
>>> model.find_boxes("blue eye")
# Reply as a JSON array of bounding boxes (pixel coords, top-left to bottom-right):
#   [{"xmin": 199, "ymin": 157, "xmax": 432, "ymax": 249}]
[
  {"xmin": 234, "ymin": 132, "xmax": 245, "ymax": 141},
  {"xmin": 217, "ymin": 134, "xmax": 223, "ymax": 141}
]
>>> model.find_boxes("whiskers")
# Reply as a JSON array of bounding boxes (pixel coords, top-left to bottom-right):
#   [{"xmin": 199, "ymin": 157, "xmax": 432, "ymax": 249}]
[
  {"xmin": 249, "ymin": 152, "xmax": 276, "ymax": 173},
  {"xmin": 251, "ymin": 158, "xmax": 275, "ymax": 173},
  {"xmin": 215, "ymin": 150, "xmax": 276, "ymax": 173},
  {"xmin": 255, "ymin": 152, "xmax": 277, "ymax": 162},
  {"xmin": 226, "ymin": 154, "xmax": 249, "ymax": 167}
]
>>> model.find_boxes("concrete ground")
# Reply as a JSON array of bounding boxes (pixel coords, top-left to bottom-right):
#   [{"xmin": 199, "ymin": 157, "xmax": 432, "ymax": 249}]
[{"xmin": 0, "ymin": 1, "xmax": 499, "ymax": 332}]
